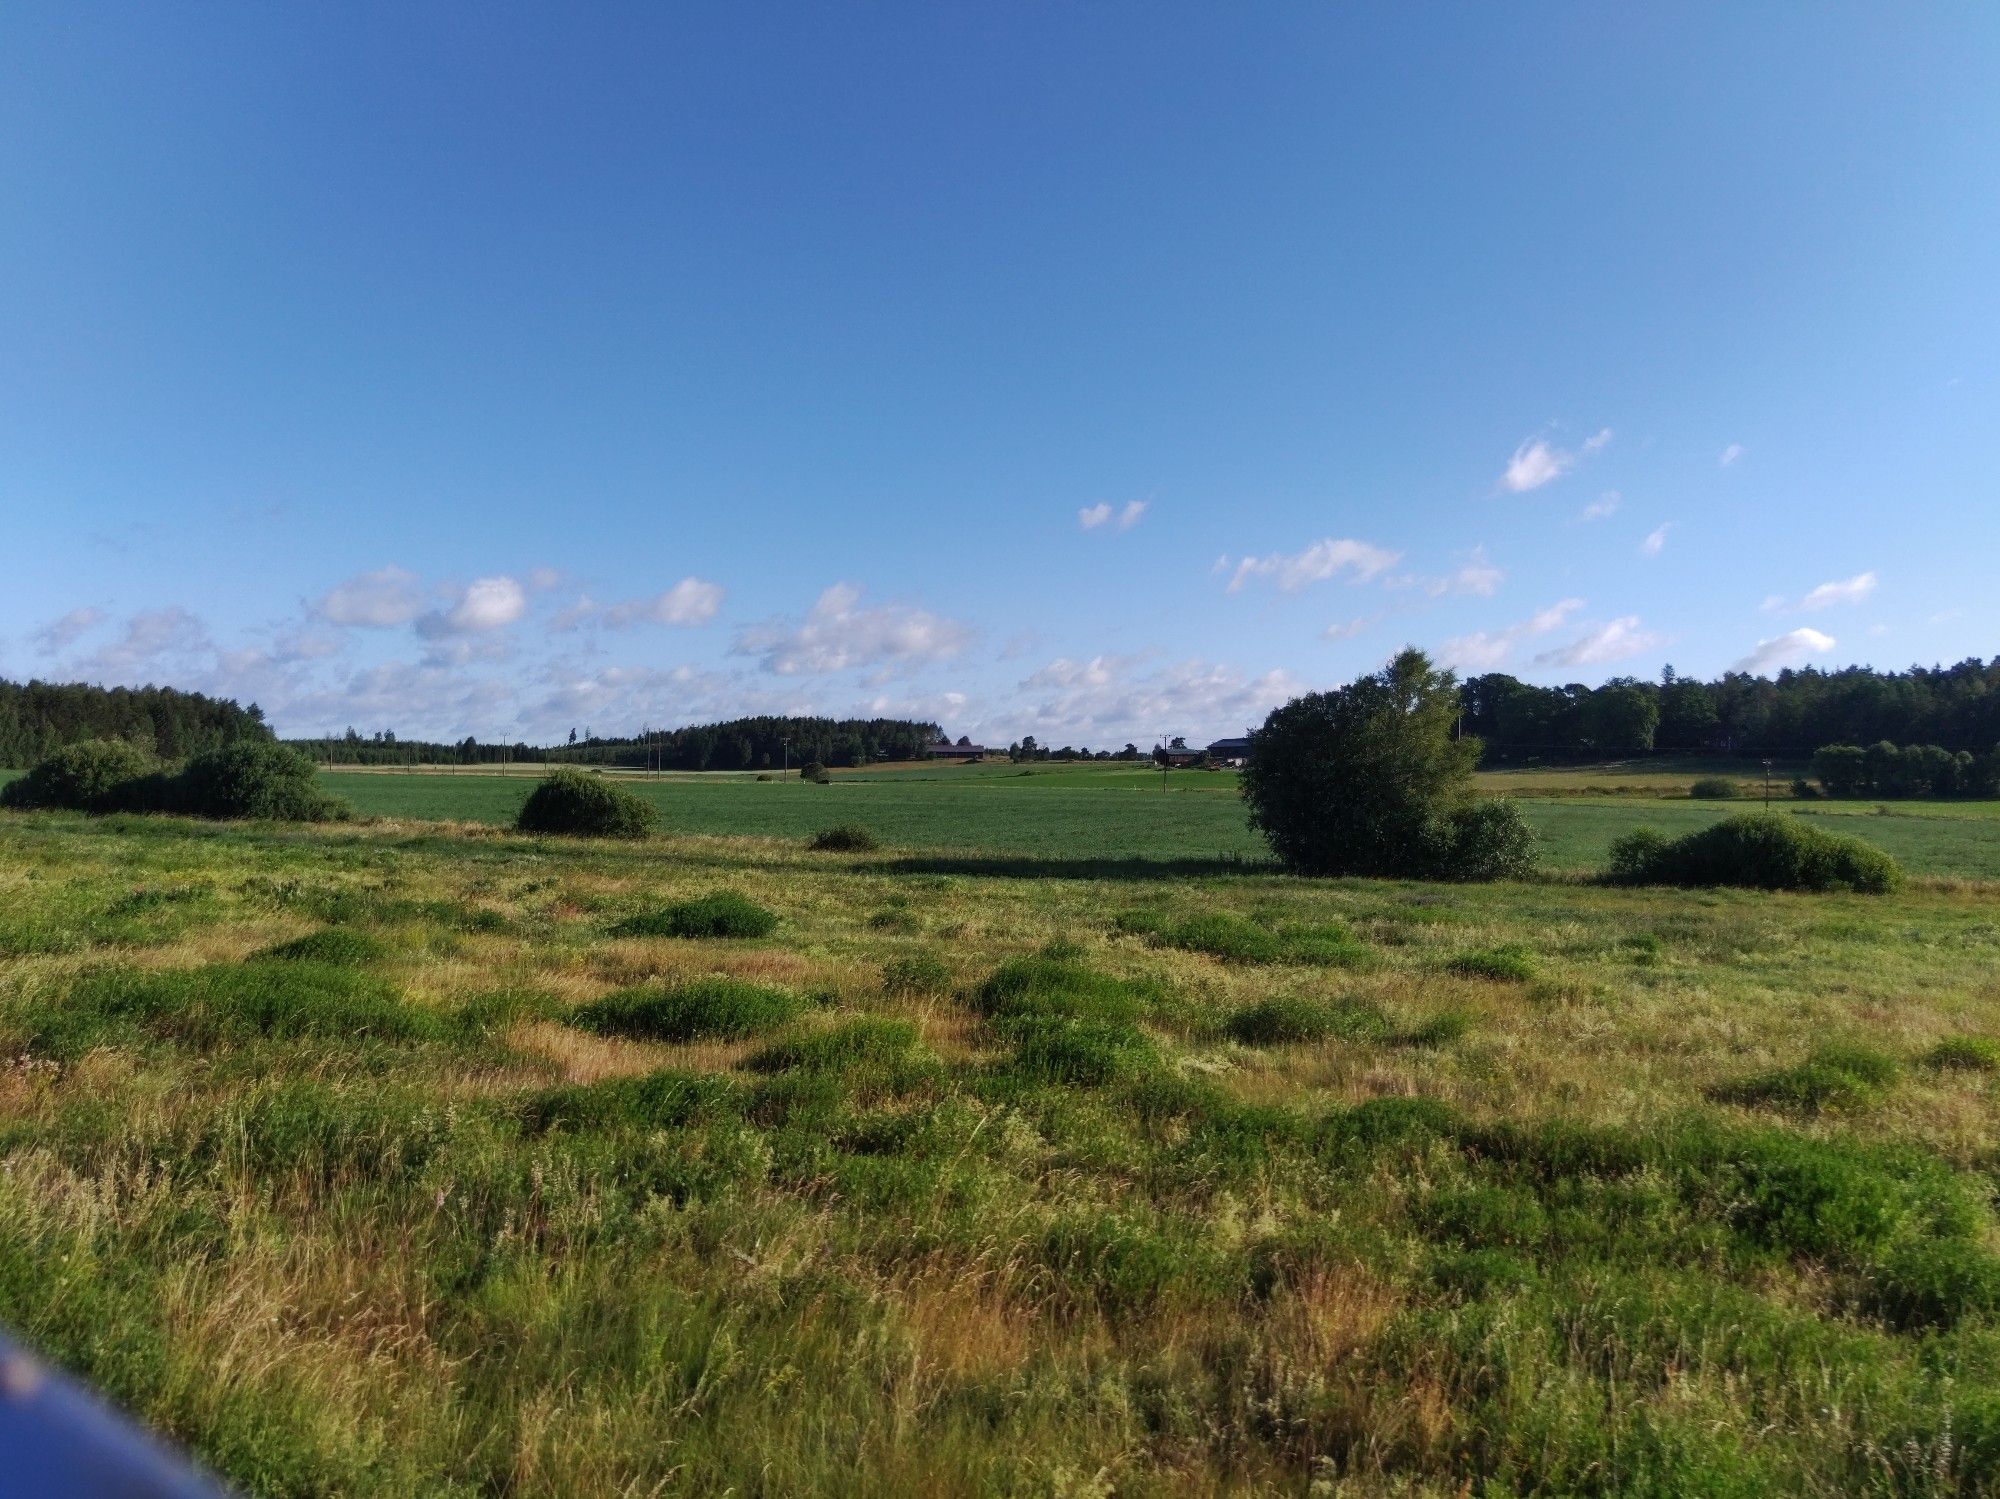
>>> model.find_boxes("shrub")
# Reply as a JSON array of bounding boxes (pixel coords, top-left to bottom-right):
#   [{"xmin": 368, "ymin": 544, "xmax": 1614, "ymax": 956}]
[
  {"xmin": 1226, "ymin": 994, "xmax": 1390, "ymax": 1046},
  {"xmin": 521, "ymin": 1068, "xmax": 743, "ymax": 1134},
  {"xmin": 254, "ymin": 928, "xmax": 386, "ymax": 966},
  {"xmin": 611, "ymin": 891, "xmax": 777, "ymax": 939},
  {"xmin": 1716, "ymin": 1044, "xmax": 1899, "ymax": 1114},
  {"xmin": 0, "ymin": 739, "xmax": 159, "ymax": 812},
  {"xmin": 1866, "ymin": 1237, "xmax": 2000, "ymax": 1330},
  {"xmin": 1604, "ymin": 813, "xmax": 1902, "ymax": 894},
  {"xmin": 1789, "ymin": 777, "xmax": 1820, "ymax": 801},
  {"xmin": 177, "ymin": 741, "xmax": 349, "ymax": 821},
  {"xmin": 570, "ymin": 978, "xmax": 805, "ymax": 1042},
  {"xmin": 1445, "ymin": 945, "xmax": 1536, "ymax": 982},
  {"xmin": 799, "ymin": 761, "xmax": 830, "ymax": 784},
  {"xmin": 744, "ymin": 1017, "xmax": 924, "ymax": 1074},
  {"xmin": 1688, "ymin": 776, "xmax": 1738, "ymax": 800},
  {"xmin": 807, "ymin": 823, "xmax": 879, "ymax": 852},
  {"xmin": 1425, "ymin": 798, "xmax": 1539, "ymax": 880},
  {"xmin": 515, "ymin": 768, "xmax": 654, "ymax": 838}
]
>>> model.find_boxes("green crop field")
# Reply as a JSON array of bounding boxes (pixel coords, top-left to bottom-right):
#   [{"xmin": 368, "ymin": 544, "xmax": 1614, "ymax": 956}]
[
  {"xmin": 4, "ymin": 804, "xmax": 2000, "ymax": 1495},
  {"xmin": 304, "ymin": 764, "xmax": 2000, "ymax": 880}
]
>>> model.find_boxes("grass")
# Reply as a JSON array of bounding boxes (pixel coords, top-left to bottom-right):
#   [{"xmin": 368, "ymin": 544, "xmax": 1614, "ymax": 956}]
[
  {"xmin": 608, "ymin": 889, "xmax": 777, "ymax": 939},
  {"xmin": 4, "ymin": 806, "xmax": 2000, "ymax": 1493}
]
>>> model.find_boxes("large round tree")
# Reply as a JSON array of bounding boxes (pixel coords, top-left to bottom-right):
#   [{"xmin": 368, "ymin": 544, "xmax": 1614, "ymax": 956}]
[{"xmin": 1241, "ymin": 648, "xmax": 1532, "ymax": 880}]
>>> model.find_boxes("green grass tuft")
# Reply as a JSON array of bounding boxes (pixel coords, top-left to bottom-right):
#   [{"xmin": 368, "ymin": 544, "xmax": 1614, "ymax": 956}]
[
  {"xmin": 610, "ymin": 890, "xmax": 778, "ymax": 939},
  {"xmin": 569, "ymin": 977, "xmax": 806, "ymax": 1042}
]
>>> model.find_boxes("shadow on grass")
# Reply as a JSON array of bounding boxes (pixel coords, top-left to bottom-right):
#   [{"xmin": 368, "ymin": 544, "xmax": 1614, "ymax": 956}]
[{"xmin": 881, "ymin": 853, "xmax": 1281, "ymax": 882}]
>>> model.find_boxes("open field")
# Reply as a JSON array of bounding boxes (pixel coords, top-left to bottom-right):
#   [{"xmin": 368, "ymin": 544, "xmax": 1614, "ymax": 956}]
[
  {"xmin": 290, "ymin": 765, "xmax": 2000, "ymax": 881},
  {"xmin": 3, "ymin": 807, "xmax": 2000, "ymax": 1493}
]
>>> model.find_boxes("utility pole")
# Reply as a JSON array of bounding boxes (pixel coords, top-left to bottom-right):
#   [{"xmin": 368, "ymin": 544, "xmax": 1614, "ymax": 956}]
[
  {"xmin": 1762, "ymin": 757, "xmax": 1774, "ymax": 809},
  {"xmin": 782, "ymin": 737, "xmax": 790, "ymax": 778}
]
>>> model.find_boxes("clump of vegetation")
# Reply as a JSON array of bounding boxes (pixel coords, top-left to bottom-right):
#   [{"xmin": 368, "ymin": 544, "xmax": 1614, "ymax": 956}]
[
  {"xmin": 570, "ymin": 977, "xmax": 806, "ymax": 1042},
  {"xmin": 1716, "ymin": 1043, "xmax": 1900, "ymax": 1114},
  {"xmin": 514, "ymin": 768, "xmax": 654, "ymax": 838},
  {"xmin": 1444, "ymin": 944, "xmax": 1536, "ymax": 982},
  {"xmin": 880, "ymin": 951, "xmax": 952, "ymax": 997},
  {"xmin": 976, "ymin": 949, "xmax": 1165, "ymax": 1086},
  {"xmin": 807, "ymin": 823, "xmax": 879, "ymax": 852},
  {"xmin": 0, "ymin": 738, "xmax": 160, "ymax": 813},
  {"xmin": 799, "ymin": 761, "xmax": 830, "ymax": 784},
  {"xmin": 611, "ymin": 890, "xmax": 777, "ymax": 939},
  {"xmin": 1226, "ymin": 993, "xmax": 1392, "ymax": 1046},
  {"xmin": 1688, "ymin": 776, "xmax": 1739, "ymax": 799},
  {"xmin": 1922, "ymin": 1035, "xmax": 2000, "ymax": 1072},
  {"xmin": 1115, "ymin": 908, "xmax": 1368, "ymax": 966},
  {"xmin": 1607, "ymin": 812, "xmax": 1903, "ymax": 893},
  {"xmin": 254, "ymin": 927, "xmax": 387, "ymax": 967},
  {"xmin": 1241, "ymin": 648, "xmax": 1536, "ymax": 880}
]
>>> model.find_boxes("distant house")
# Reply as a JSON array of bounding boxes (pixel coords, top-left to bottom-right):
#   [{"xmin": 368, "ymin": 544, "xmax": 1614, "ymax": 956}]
[
  {"xmin": 1206, "ymin": 736, "xmax": 1252, "ymax": 767},
  {"xmin": 926, "ymin": 736, "xmax": 987, "ymax": 758}
]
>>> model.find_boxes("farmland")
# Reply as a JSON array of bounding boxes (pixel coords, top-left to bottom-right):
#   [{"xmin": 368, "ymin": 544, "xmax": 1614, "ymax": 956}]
[
  {"xmin": 2, "ymin": 788, "xmax": 2000, "ymax": 1494},
  {"xmin": 287, "ymin": 762, "xmax": 2000, "ymax": 881}
]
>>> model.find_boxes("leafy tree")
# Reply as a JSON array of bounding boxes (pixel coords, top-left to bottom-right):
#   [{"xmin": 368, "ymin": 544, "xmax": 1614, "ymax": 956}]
[
  {"xmin": 1242, "ymin": 648, "xmax": 1527, "ymax": 880},
  {"xmin": 1581, "ymin": 683, "xmax": 1660, "ymax": 751}
]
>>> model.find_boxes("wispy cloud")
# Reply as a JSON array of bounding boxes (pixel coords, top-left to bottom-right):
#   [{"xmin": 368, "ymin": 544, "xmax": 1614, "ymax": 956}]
[
  {"xmin": 1578, "ymin": 491, "xmax": 1620, "ymax": 522},
  {"xmin": 1534, "ymin": 615, "xmax": 1665, "ymax": 669},
  {"xmin": 1798, "ymin": 572, "xmax": 1877, "ymax": 611},
  {"xmin": 1079, "ymin": 499, "xmax": 1147, "ymax": 532},
  {"xmin": 1640, "ymin": 523, "xmax": 1671, "ymax": 557},
  {"xmin": 1734, "ymin": 627, "xmax": 1834, "ymax": 674},
  {"xmin": 1719, "ymin": 443, "xmax": 1744, "ymax": 467},
  {"xmin": 312, "ymin": 565, "xmax": 427, "ymax": 628},
  {"xmin": 33, "ymin": 606, "xmax": 105, "ymax": 654},
  {"xmin": 1439, "ymin": 598, "xmax": 1585, "ymax": 671},
  {"xmin": 599, "ymin": 578, "xmax": 726, "ymax": 628},
  {"xmin": 1388, "ymin": 545, "xmax": 1505, "ymax": 599},
  {"xmin": 1226, "ymin": 538, "xmax": 1400, "ymax": 593},
  {"xmin": 732, "ymin": 583, "xmax": 972, "ymax": 676},
  {"xmin": 1499, "ymin": 428, "xmax": 1609, "ymax": 494}
]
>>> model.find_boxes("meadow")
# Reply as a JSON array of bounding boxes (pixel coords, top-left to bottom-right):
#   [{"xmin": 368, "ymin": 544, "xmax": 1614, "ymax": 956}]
[
  {"xmin": 297, "ymin": 762, "xmax": 2000, "ymax": 881},
  {"xmin": 2, "ymin": 795, "xmax": 2000, "ymax": 1495}
]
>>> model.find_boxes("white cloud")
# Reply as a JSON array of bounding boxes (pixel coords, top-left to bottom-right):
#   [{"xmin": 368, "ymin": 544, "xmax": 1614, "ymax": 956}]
[
  {"xmin": 420, "ymin": 575, "xmax": 527, "ymax": 636},
  {"xmin": 1579, "ymin": 491, "xmax": 1620, "ymax": 522},
  {"xmin": 732, "ymin": 583, "xmax": 973, "ymax": 676},
  {"xmin": 1440, "ymin": 546, "xmax": 1504, "ymax": 597},
  {"xmin": 1080, "ymin": 499, "xmax": 1147, "ymax": 532},
  {"xmin": 1719, "ymin": 443, "xmax": 1744, "ymax": 467},
  {"xmin": 1733, "ymin": 627, "xmax": 1835, "ymax": 675},
  {"xmin": 1323, "ymin": 615, "xmax": 1379, "ymax": 642},
  {"xmin": 1016, "ymin": 653, "xmax": 1304, "ymax": 742},
  {"xmin": 1583, "ymin": 427, "xmax": 1613, "ymax": 453},
  {"xmin": 1440, "ymin": 598, "xmax": 1584, "ymax": 671},
  {"xmin": 1227, "ymin": 538, "xmax": 1400, "ymax": 593},
  {"xmin": 1798, "ymin": 572, "xmax": 1878, "ymax": 611},
  {"xmin": 525, "ymin": 566, "xmax": 563, "ymax": 591},
  {"xmin": 1760, "ymin": 572, "xmax": 1878, "ymax": 614},
  {"xmin": 1534, "ymin": 615, "xmax": 1666, "ymax": 669},
  {"xmin": 1500, "ymin": 437, "xmax": 1573, "ymax": 493},
  {"xmin": 1640, "ymin": 523, "xmax": 1671, "ymax": 557},
  {"xmin": 312, "ymin": 565, "xmax": 426, "ymax": 628},
  {"xmin": 601, "ymin": 577, "xmax": 726, "ymax": 629},
  {"xmin": 33, "ymin": 607, "xmax": 105, "ymax": 653}
]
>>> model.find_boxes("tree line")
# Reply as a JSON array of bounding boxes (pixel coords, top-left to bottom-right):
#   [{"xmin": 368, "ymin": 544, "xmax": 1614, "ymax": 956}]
[
  {"xmin": 1809, "ymin": 742, "xmax": 2000, "ymax": 799},
  {"xmin": 287, "ymin": 716, "xmax": 944, "ymax": 771},
  {"xmin": 1461, "ymin": 658, "xmax": 2000, "ymax": 759},
  {"xmin": 0, "ymin": 678, "xmax": 271, "ymax": 767}
]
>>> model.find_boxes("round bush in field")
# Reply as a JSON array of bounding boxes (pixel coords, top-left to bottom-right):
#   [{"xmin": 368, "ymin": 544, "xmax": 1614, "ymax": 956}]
[
  {"xmin": 1687, "ymin": 777, "xmax": 1739, "ymax": 800},
  {"xmin": 799, "ymin": 761, "xmax": 830, "ymax": 784},
  {"xmin": 0, "ymin": 738, "xmax": 158, "ymax": 813},
  {"xmin": 516, "ymin": 768, "xmax": 654, "ymax": 838},
  {"xmin": 1607, "ymin": 812, "xmax": 1902, "ymax": 894},
  {"xmin": 177, "ymin": 741, "xmax": 348, "ymax": 822},
  {"xmin": 808, "ymin": 823, "xmax": 879, "ymax": 852},
  {"xmin": 611, "ymin": 890, "xmax": 777, "ymax": 939}
]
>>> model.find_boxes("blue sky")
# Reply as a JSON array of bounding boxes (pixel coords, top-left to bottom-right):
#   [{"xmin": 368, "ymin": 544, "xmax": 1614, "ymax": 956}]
[{"xmin": 2, "ymin": 4, "xmax": 1994, "ymax": 746}]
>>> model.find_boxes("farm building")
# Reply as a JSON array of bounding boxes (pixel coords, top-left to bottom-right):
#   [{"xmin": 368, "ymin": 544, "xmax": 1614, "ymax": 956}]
[
  {"xmin": 926, "ymin": 737, "xmax": 988, "ymax": 758},
  {"xmin": 1206, "ymin": 736, "xmax": 1252, "ymax": 766}
]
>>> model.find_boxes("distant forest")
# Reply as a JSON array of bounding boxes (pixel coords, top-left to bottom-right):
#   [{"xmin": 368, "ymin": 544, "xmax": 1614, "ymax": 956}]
[
  {"xmin": 0, "ymin": 679, "xmax": 272, "ymax": 767},
  {"xmin": 288, "ymin": 716, "xmax": 943, "ymax": 770},
  {"xmin": 1462, "ymin": 659, "xmax": 2000, "ymax": 759}
]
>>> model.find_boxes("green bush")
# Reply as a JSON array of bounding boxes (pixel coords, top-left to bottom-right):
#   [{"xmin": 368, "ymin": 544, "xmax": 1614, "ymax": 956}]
[
  {"xmin": 1865, "ymin": 1236, "xmax": 2000, "ymax": 1330},
  {"xmin": 1226, "ymin": 994, "xmax": 1391, "ymax": 1045},
  {"xmin": 611, "ymin": 891, "xmax": 777, "ymax": 939},
  {"xmin": 799, "ymin": 761, "xmax": 830, "ymax": 784},
  {"xmin": 177, "ymin": 741, "xmax": 349, "ymax": 821},
  {"xmin": 1604, "ymin": 813, "xmax": 1902, "ymax": 893},
  {"xmin": 1716, "ymin": 1044, "xmax": 1899, "ymax": 1114},
  {"xmin": 1117, "ymin": 909, "xmax": 1368, "ymax": 967},
  {"xmin": 514, "ymin": 768, "xmax": 654, "ymax": 838},
  {"xmin": 1687, "ymin": 776, "xmax": 1738, "ymax": 799},
  {"xmin": 744, "ymin": 1017, "xmax": 924, "ymax": 1074},
  {"xmin": 807, "ymin": 823, "xmax": 879, "ymax": 852},
  {"xmin": 0, "ymin": 738, "xmax": 159, "ymax": 812},
  {"xmin": 1426, "ymin": 798, "xmax": 1539, "ymax": 880},
  {"xmin": 570, "ymin": 978, "xmax": 805, "ymax": 1042}
]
